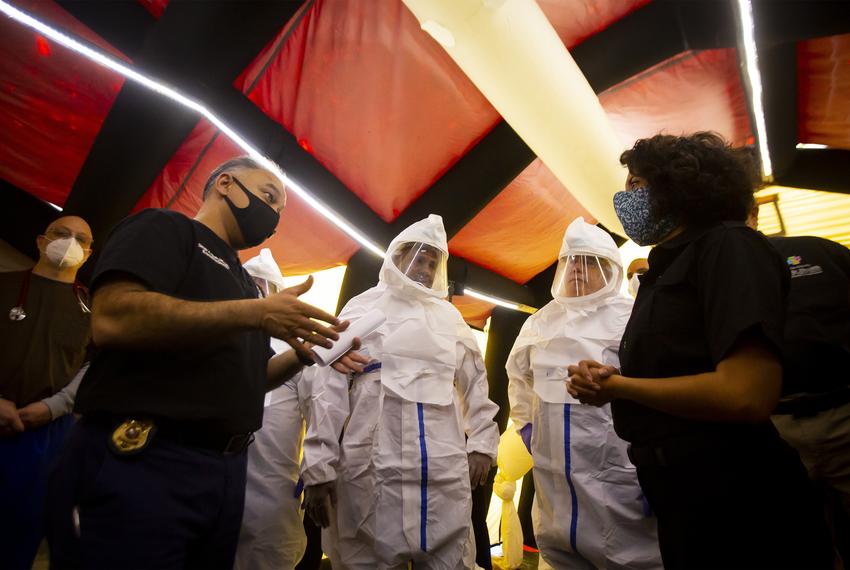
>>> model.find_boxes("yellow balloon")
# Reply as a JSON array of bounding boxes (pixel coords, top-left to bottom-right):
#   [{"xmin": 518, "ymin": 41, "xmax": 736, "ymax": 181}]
[{"xmin": 497, "ymin": 427, "xmax": 533, "ymax": 482}]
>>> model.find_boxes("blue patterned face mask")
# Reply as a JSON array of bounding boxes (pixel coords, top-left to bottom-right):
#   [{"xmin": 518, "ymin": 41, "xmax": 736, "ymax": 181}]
[{"xmin": 613, "ymin": 188, "xmax": 678, "ymax": 246}]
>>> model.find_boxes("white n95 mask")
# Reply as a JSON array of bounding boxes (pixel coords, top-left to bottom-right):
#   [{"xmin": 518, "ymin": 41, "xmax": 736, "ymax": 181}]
[{"xmin": 45, "ymin": 237, "xmax": 85, "ymax": 268}]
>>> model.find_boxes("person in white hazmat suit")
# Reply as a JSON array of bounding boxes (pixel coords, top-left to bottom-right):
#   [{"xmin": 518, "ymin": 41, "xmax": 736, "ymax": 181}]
[
  {"xmin": 506, "ymin": 218, "xmax": 662, "ymax": 570},
  {"xmin": 302, "ymin": 215, "xmax": 500, "ymax": 570},
  {"xmin": 235, "ymin": 249, "xmax": 308, "ymax": 570}
]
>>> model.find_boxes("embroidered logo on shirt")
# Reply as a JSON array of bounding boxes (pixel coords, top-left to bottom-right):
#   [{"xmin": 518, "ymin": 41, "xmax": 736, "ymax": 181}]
[
  {"xmin": 197, "ymin": 243, "xmax": 229, "ymax": 269},
  {"xmin": 786, "ymin": 255, "xmax": 823, "ymax": 278}
]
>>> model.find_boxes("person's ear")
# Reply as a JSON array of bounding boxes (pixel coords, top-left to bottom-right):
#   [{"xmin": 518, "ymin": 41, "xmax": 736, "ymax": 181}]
[
  {"xmin": 215, "ymin": 173, "xmax": 234, "ymax": 197},
  {"xmin": 746, "ymin": 204, "xmax": 759, "ymax": 230}
]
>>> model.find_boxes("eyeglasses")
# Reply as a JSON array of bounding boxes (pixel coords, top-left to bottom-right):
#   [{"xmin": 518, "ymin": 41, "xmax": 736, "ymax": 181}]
[{"xmin": 45, "ymin": 228, "xmax": 93, "ymax": 249}]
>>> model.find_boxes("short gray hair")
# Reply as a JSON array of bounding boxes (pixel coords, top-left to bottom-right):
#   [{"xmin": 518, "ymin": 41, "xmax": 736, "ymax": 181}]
[{"xmin": 202, "ymin": 156, "xmax": 264, "ymax": 200}]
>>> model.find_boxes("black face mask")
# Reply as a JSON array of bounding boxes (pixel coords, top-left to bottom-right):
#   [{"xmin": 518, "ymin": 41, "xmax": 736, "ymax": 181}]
[{"xmin": 225, "ymin": 176, "xmax": 280, "ymax": 248}]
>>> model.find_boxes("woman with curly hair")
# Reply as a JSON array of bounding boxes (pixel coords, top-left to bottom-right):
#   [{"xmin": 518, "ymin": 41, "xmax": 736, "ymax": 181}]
[{"xmin": 568, "ymin": 132, "xmax": 833, "ymax": 569}]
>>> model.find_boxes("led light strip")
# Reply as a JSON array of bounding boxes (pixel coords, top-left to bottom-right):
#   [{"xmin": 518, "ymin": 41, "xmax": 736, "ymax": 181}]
[
  {"xmin": 735, "ymin": 0, "xmax": 773, "ymax": 180},
  {"xmin": 43, "ymin": 199, "xmax": 63, "ymax": 212},
  {"xmin": 796, "ymin": 143, "xmax": 829, "ymax": 150},
  {"xmin": 465, "ymin": 287, "xmax": 536, "ymax": 314},
  {"xmin": 1, "ymin": 1, "xmax": 535, "ymax": 312}
]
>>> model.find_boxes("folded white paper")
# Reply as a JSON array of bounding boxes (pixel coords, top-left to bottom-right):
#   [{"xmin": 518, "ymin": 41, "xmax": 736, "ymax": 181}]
[{"xmin": 311, "ymin": 309, "xmax": 386, "ymax": 367}]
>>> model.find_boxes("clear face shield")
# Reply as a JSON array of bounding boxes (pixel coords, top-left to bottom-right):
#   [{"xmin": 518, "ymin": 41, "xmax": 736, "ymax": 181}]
[
  {"xmin": 551, "ymin": 254, "xmax": 618, "ymax": 300},
  {"xmin": 390, "ymin": 241, "xmax": 448, "ymax": 292},
  {"xmin": 252, "ymin": 277, "xmax": 281, "ymax": 298}
]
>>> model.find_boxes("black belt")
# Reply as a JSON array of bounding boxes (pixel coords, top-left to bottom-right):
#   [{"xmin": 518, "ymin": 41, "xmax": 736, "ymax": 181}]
[
  {"xmin": 773, "ymin": 386, "xmax": 850, "ymax": 417},
  {"xmin": 85, "ymin": 414, "xmax": 254, "ymax": 455}
]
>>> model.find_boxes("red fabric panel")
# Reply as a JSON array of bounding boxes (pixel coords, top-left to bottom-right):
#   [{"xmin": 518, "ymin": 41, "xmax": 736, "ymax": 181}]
[
  {"xmin": 449, "ymin": 160, "xmax": 594, "ymax": 284},
  {"xmin": 236, "ymin": 0, "xmax": 499, "ymax": 223},
  {"xmin": 599, "ymin": 49, "xmax": 753, "ymax": 149},
  {"xmin": 137, "ymin": 0, "xmax": 168, "ymax": 19},
  {"xmin": 452, "ymin": 295, "xmax": 495, "ymax": 331},
  {"xmin": 0, "ymin": 0, "xmax": 125, "ymax": 206},
  {"xmin": 135, "ymin": 119, "xmax": 359, "ymax": 275},
  {"xmin": 798, "ymin": 34, "xmax": 850, "ymax": 150},
  {"xmin": 539, "ymin": 0, "xmax": 651, "ymax": 48},
  {"xmin": 133, "ymin": 119, "xmax": 217, "ymax": 215}
]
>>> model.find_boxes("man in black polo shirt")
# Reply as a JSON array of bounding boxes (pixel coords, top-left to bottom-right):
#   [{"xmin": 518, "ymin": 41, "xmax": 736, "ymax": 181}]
[
  {"xmin": 748, "ymin": 206, "xmax": 850, "ymax": 562},
  {"xmin": 45, "ymin": 157, "xmax": 367, "ymax": 569}
]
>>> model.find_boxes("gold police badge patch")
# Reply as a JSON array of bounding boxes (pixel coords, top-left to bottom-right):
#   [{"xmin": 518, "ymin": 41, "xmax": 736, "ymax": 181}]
[{"xmin": 109, "ymin": 419, "xmax": 155, "ymax": 455}]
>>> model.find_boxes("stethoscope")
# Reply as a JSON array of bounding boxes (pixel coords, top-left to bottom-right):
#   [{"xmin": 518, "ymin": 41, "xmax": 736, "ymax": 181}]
[{"xmin": 8, "ymin": 269, "xmax": 91, "ymax": 321}]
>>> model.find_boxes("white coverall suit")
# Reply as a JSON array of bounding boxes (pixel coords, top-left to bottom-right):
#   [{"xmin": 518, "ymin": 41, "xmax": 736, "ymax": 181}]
[
  {"xmin": 506, "ymin": 219, "xmax": 662, "ymax": 570},
  {"xmin": 235, "ymin": 361, "xmax": 309, "ymax": 570},
  {"xmin": 235, "ymin": 252, "xmax": 309, "ymax": 570},
  {"xmin": 302, "ymin": 215, "xmax": 500, "ymax": 570}
]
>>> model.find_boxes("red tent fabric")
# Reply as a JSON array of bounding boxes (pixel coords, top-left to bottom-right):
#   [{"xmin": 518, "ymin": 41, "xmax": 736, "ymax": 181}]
[
  {"xmin": 798, "ymin": 33, "xmax": 850, "ymax": 150},
  {"xmin": 0, "ymin": 0, "xmax": 125, "ymax": 207},
  {"xmin": 450, "ymin": 160, "xmax": 594, "ymax": 285},
  {"xmin": 138, "ymin": 0, "xmax": 168, "ymax": 20},
  {"xmin": 236, "ymin": 0, "xmax": 500, "ymax": 223},
  {"xmin": 600, "ymin": 49, "xmax": 753, "ymax": 149},
  {"xmin": 3, "ymin": 0, "xmax": 828, "ymax": 324}
]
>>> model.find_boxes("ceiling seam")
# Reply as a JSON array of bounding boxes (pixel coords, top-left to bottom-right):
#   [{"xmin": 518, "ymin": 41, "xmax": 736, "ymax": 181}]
[{"xmin": 164, "ymin": 0, "xmax": 314, "ymax": 209}]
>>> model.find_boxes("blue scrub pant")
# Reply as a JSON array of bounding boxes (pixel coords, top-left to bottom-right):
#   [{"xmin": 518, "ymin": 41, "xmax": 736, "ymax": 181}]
[
  {"xmin": 45, "ymin": 417, "xmax": 248, "ymax": 569},
  {"xmin": 0, "ymin": 414, "xmax": 74, "ymax": 570}
]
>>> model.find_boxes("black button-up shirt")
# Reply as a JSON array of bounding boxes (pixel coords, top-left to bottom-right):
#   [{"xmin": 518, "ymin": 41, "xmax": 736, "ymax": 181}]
[
  {"xmin": 75, "ymin": 209, "xmax": 271, "ymax": 434},
  {"xmin": 612, "ymin": 222, "xmax": 788, "ymax": 445}
]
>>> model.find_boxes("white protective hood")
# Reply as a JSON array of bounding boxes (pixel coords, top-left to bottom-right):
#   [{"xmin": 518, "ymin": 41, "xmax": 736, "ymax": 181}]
[
  {"xmin": 379, "ymin": 214, "xmax": 450, "ymax": 300},
  {"xmin": 243, "ymin": 248, "xmax": 286, "ymax": 293},
  {"xmin": 340, "ymin": 215, "xmax": 477, "ymax": 405},
  {"xmin": 512, "ymin": 218, "xmax": 632, "ymax": 404},
  {"xmin": 552, "ymin": 217, "xmax": 623, "ymax": 307}
]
